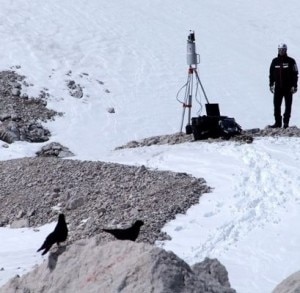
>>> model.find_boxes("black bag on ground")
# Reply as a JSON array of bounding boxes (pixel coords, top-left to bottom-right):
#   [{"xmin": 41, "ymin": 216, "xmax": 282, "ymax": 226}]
[
  {"xmin": 191, "ymin": 116, "xmax": 220, "ymax": 140},
  {"xmin": 191, "ymin": 116, "xmax": 242, "ymax": 140},
  {"xmin": 218, "ymin": 117, "xmax": 242, "ymax": 139}
]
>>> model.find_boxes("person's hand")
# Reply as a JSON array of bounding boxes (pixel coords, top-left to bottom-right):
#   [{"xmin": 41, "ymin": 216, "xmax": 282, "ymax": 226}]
[
  {"xmin": 270, "ymin": 85, "xmax": 275, "ymax": 93},
  {"xmin": 291, "ymin": 87, "xmax": 297, "ymax": 94}
]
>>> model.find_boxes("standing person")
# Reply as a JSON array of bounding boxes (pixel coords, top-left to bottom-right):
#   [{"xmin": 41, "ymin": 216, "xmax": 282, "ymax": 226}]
[{"xmin": 269, "ymin": 43, "xmax": 298, "ymax": 128}]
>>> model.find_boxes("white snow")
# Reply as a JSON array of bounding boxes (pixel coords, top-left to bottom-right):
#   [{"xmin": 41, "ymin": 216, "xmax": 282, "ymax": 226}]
[{"xmin": 1, "ymin": 1, "xmax": 300, "ymax": 292}]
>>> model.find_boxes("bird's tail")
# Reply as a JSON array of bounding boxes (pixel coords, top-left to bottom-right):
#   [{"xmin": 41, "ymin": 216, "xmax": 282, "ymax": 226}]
[{"xmin": 41, "ymin": 248, "xmax": 49, "ymax": 255}]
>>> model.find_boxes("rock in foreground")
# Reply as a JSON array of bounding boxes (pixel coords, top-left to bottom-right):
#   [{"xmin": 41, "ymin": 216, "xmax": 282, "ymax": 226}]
[
  {"xmin": 0, "ymin": 239, "xmax": 236, "ymax": 293},
  {"xmin": 272, "ymin": 271, "xmax": 300, "ymax": 293}
]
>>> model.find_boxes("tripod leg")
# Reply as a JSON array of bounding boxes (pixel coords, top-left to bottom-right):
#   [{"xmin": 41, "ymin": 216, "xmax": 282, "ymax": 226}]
[
  {"xmin": 180, "ymin": 73, "xmax": 193, "ymax": 132},
  {"xmin": 194, "ymin": 69, "xmax": 209, "ymax": 104},
  {"xmin": 180, "ymin": 104, "xmax": 186, "ymax": 133}
]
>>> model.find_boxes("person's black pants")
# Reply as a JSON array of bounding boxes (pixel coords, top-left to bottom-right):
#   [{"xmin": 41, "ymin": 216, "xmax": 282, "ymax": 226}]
[{"xmin": 274, "ymin": 89, "xmax": 293, "ymax": 125}]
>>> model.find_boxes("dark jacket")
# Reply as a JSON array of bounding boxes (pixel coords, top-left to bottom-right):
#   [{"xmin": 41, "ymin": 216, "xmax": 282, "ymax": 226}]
[{"xmin": 269, "ymin": 54, "xmax": 298, "ymax": 90}]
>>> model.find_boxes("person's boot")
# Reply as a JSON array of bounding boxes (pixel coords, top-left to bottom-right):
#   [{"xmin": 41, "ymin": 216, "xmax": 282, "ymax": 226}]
[
  {"xmin": 270, "ymin": 123, "xmax": 281, "ymax": 128},
  {"xmin": 283, "ymin": 116, "xmax": 289, "ymax": 129},
  {"xmin": 270, "ymin": 115, "xmax": 282, "ymax": 128}
]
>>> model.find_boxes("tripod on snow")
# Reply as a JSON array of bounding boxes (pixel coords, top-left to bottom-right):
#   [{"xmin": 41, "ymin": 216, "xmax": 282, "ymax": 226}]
[
  {"xmin": 178, "ymin": 31, "xmax": 220, "ymax": 135},
  {"xmin": 179, "ymin": 65, "xmax": 210, "ymax": 134}
]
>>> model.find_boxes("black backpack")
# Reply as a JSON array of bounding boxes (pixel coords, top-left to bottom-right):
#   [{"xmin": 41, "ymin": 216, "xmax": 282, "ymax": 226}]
[
  {"xmin": 218, "ymin": 117, "xmax": 242, "ymax": 139},
  {"xmin": 191, "ymin": 116, "xmax": 242, "ymax": 140}
]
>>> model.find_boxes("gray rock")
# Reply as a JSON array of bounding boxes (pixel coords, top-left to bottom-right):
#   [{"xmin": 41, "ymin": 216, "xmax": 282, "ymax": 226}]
[
  {"xmin": 11, "ymin": 88, "xmax": 20, "ymax": 96},
  {"xmin": 36, "ymin": 142, "xmax": 74, "ymax": 158},
  {"xmin": 0, "ymin": 240, "xmax": 235, "ymax": 293},
  {"xmin": 192, "ymin": 258, "xmax": 232, "ymax": 288},
  {"xmin": 16, "ymin": 210, "xmax": 25, "ymax": 219},
  {"xmin": 66, "ymin": 80, "xmax": 83, "ymax": 98},
  {"xmin": 0, "ymin": 125, "xmax": 18, "ymax": 144},
  {"xmin": 66, "ymin": 196, "xmax": 85, "ymax": 210},
  {"xmin": 106, "ymin": 107, "xmax": 115, "ymax": 113},
  {"xmin": 272, "ymin": 271, "xmax": 300, "ymax": 293},
  {"xmin": 10, "ymin": 219, "xmax": 29, "ymax": 228},
  {"xmin": 21, "ymin": 93, "xmax": 29, "ymax": 99}
]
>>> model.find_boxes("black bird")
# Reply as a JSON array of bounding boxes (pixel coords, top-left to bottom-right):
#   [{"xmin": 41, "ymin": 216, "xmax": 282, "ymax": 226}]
[
  {"xmin": 37, "ymin": 213, "xmax": 68, "ymax": 255},
  {"xmin": 102, "ymin": 220, "xmax": 144, "ymax": 241}
]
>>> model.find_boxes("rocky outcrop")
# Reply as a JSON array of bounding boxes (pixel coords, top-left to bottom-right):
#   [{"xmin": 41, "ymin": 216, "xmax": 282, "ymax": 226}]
[
  {"xmin": 115, "ymin": 127, "xmax": 300, "ymax": 150},
  {"xmin": 272, "ymin": 271, "xmax": 300, "ymax": 293},
  {"xmin": 66, "ymin": 80, "xmax": 83, "ymax": 99},
  {"xmin": 35, "ymin": 142, "xmax": 74, "ymax": 158},
  {"xmin": 0, "ymin": 239, "xmax": 236, "ymax": 293},
  {"xmin": 0, "ymin": 70, "xmax": 62, "ymax": 144}
]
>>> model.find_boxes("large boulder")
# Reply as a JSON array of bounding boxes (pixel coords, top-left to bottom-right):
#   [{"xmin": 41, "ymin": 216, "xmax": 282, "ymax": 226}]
[
  {"xmin": 272, "ymin": 271, "xmax": 300, "ymax": 293},
  {"xmin": 0, "ymin": 238, "xmax": 236, "ymax": 293}
]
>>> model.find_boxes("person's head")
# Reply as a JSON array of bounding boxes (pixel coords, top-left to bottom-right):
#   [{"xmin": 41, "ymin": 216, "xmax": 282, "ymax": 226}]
[{"xmin": 278, "ymin": 43, "xmax": 287, "ymax": 56}]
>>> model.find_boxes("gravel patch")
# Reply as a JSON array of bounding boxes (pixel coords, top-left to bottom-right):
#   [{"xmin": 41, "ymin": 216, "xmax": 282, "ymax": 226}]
[
  {"xmin": 0, "ymin": 70, "xmax": 62, "ymax": 143},
  {"xmin": 115, "ymin": 127, "xmax": 300, "ymax": 150},
  {"xmin": 0, "ymin": 157, "xmax": 210, "ymax": 245}
]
